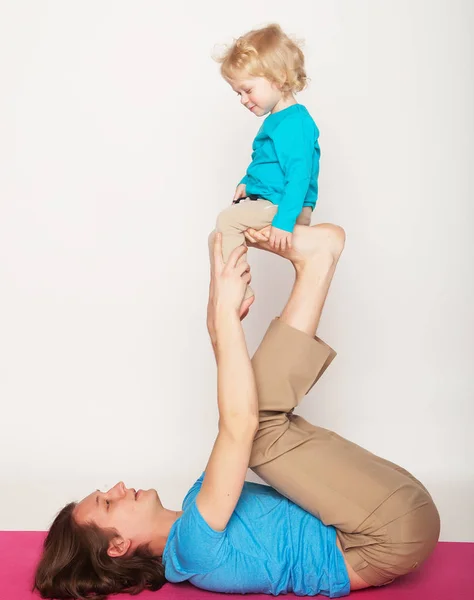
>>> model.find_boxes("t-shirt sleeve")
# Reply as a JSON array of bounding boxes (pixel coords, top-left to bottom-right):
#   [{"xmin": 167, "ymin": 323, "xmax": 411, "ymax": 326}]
[
  {"xmin": 182, "ymin": 472, "xmax": 205, "ymax": 510},
  {"xmin": 270, "ymin": 115, "xmax": 318, "ymax": 232},
  {"xmin": 167, "ymin": 500, "xmax": 229, "ymax": 575}
]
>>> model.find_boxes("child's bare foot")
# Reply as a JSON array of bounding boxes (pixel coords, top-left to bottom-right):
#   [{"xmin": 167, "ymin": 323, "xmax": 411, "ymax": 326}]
[{"xmin": 245, "ymin": 224, "xmax": 345, "ymax": 270}]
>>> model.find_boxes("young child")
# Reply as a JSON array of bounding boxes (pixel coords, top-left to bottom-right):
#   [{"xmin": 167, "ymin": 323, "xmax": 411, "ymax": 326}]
[{"xmin": 210, "ymin": 24, "xmax": 321, "ymax": 305}]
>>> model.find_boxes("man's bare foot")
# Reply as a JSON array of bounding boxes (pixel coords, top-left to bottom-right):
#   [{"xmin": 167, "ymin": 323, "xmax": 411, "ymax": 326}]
[
  {"xmin": 246, "ymin": 224, "xmax": 345, "ymax": 270},
  {"xmin": 240, "ymin": 295, "xmax": 254, "ymax": 320}
]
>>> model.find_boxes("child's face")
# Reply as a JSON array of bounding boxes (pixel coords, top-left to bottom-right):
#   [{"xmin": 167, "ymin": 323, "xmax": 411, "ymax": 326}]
[{"xmin": 227, "ymin": 74, "xmax": 284, "ymax": 117}]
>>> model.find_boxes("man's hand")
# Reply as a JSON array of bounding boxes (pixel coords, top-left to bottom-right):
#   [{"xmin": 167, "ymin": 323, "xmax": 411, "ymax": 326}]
[
  {"xmin": 232, "ymin": 183, "xmax": 247, "ymax": 204},
  {"xmin": 207, "ymin": 234, "xmax": 251, "ymax": 333}
]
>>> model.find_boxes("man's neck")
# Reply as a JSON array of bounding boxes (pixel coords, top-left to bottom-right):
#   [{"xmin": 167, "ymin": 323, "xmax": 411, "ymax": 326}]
[{"xmin": 149, "ymin": 508, "xmax": 183, "ymax": 555}]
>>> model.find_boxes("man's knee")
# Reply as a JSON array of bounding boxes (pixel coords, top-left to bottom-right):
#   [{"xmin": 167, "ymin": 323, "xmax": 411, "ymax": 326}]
[
  {"xmin": 368, "ymin": 490, "xmax": 441, "ymax": 581},
  {"xmin": 249, "ymin": 412, "xmax": 289, "ymax": 468},
  {"xmin": 402, "ymin": 494, "xmax": 440, "ymax": 562}
]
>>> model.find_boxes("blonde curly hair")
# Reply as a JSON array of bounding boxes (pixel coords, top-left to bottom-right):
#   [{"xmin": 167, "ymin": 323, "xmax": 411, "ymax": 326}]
[{"xmin": 216, "ymin": 24, "xmax": 307, "ymax": 94}]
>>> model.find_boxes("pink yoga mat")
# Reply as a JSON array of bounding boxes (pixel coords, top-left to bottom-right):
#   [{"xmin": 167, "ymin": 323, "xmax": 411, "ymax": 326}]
[{"xmin": 0, "ymin": 531, "xmax": 472, "ymax": 599}]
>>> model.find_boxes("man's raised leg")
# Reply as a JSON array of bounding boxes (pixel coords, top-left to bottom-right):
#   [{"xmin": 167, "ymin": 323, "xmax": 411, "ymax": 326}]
[{"xmin": 248, "ymin": 224, "xmax": 439, "ymax": 587}]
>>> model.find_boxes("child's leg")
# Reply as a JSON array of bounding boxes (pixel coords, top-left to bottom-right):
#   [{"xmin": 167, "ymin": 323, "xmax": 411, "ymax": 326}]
[
  {"xmin": 216, "ymin": 200, "xmax": 277, "ymax": 262},
  {"xmin": 210, "ymin": 200, "xmax": 277, "ymax": 300},
  {"xmin": 295, "ymin": 206, "xmax": 313, "ymax": 226},
  {"xmin": 248, "ymin": 224, "xmax": 440, "ymax": 587}
]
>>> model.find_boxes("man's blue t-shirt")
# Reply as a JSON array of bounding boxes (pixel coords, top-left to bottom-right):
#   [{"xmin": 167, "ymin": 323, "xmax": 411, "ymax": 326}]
[{"xmin": 162, "ymin": 474, "xmax": 350, "ymax": 597}]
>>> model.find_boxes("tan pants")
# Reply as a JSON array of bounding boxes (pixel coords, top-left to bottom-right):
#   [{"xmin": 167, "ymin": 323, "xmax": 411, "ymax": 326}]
[
  {"xmin": 210, "ymin": 199, "xmax": 313, "ymax": 299},
  {"xmin": 249, "ymin": 319, "xmax": 440, "ymax": 587}
]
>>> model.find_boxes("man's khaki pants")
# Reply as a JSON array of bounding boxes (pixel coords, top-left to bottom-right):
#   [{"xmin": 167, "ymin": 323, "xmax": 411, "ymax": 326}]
[{"xmin": 249, "ymin": 319, "xmax": 440, "ymax": 586}]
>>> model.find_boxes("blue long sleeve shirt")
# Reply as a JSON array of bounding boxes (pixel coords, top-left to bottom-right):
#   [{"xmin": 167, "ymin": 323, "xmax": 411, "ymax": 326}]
[{"xmin": 240, "ymin": 104, "xmax": 320, "ymax": 232}]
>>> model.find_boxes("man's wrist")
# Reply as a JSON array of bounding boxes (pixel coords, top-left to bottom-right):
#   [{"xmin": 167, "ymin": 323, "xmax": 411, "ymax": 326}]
[
  {"xmin": 207, "ymin": 320, "xmax": 217, "ymax": 340},
  {"xmin": 215, "ymin": 306, "xmax": 239, "ymax": 327},
  {"xmin": 214, "ymin": 310, "xmax": 241, "ymax": 343}
]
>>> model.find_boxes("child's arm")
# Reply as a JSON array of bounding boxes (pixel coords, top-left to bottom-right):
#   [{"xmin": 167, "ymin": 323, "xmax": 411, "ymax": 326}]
[
  {"xmin": 233, "ymin": 182, "xmax": 247, "ymax": 203},
  {"xmin": 270, "ymin": 116, "xmax": 317, "ymax": 242},
  {"xmin": 231, "ymin": 174, "xmax": 248, "ymax": 204}
]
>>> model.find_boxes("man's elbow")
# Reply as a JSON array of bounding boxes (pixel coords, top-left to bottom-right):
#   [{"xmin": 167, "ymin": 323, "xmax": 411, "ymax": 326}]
[{"xmin": 219, "ymin": 413, "xmax": 259, "ymax": 440}]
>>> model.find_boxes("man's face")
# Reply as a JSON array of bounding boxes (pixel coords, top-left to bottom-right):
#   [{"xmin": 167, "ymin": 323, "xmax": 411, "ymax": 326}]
[{"xmin": 74, "ymin": 481, "xmax": 163, "ymax": 553}]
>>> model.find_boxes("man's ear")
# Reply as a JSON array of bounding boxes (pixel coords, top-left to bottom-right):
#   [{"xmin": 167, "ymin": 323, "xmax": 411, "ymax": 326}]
[{"xmin": 107, "ymin": 536, "xmax": 131, "ymax": 558}]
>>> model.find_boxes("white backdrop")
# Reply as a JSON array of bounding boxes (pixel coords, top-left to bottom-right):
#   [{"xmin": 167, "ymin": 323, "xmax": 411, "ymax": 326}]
[{"xmin": 0, "ymin": 0, "xmax": 473, "ymax": 541}]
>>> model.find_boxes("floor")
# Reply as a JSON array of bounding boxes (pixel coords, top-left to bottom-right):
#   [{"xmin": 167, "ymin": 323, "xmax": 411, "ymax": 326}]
[{"xmin": 1, "ymin": 531, "xmax": 472, "ymax": 599}]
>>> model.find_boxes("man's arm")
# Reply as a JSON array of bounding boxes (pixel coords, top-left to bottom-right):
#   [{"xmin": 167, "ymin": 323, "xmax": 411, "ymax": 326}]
[{"xmin": 197, "ymin": 238, "xmax": 258, "ymax": 531}]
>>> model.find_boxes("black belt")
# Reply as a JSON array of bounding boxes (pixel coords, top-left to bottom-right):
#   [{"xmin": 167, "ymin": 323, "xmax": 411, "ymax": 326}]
[{"xmin": 235, "ymin": 194, "xmax": 266, "ymax": 204}]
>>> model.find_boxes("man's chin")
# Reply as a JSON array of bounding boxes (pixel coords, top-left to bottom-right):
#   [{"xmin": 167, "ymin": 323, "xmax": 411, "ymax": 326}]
[
  {"xmin": 137, "ymin": 488, "xmax": 160, "ymax": 502},
  {"xmin": 150, "ymin": 489, "xmax": 162, "ymax": 505}
]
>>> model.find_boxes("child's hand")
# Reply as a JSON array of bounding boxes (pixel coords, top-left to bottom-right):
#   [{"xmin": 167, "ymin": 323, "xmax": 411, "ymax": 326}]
[
  {"xmin": 269, "ymin": 226, "xmax": 292, "ymax": 251},
  {"xmin": 244, "ymin": 225, "xmax": 271, "ymax": 244},
  {"xmin": 232, "ymin": 183, "xmax": 247, "ymax": 204}
]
